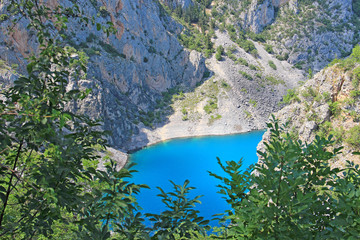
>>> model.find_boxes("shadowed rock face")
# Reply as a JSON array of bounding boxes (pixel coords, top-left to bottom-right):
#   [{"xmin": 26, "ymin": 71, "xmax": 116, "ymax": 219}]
[{"xmin": 0, "ymin": 0, "xmax": 206, "ymax": 150}]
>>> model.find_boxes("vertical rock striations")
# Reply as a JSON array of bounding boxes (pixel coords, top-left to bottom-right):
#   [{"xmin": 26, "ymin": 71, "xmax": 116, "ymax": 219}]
[{"xmin": 0, "ymin": 0, "xmax": 206, "ymax": 150}]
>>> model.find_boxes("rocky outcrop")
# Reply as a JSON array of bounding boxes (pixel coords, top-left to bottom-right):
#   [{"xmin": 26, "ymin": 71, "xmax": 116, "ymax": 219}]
[
  {"xmin": 242, "ymin": 0, "xmax": 297, "ymax": 33},
  {"xmin": 259, "ymin": 62, "xmax": 360, "ymax": 168},
  {"xmin": 128, "ymin": 30, "xmax": 305, "ymax": 151},
  {"xmin": 0, "ymin": 0, "xmax": 206, "ymax": 150},
  {"xmin": 214, "ymin": 0, "xmax": 358, "ymax": 71},
  {"xmin": 264, "ymin": 0, "xmax": 358, "ymax": 71}
]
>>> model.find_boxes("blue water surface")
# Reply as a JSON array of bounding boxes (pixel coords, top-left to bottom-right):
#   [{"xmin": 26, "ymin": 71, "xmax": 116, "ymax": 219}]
[{"xmin": 129, "ymin": 130, "xmax": 265, "ymax": 226}]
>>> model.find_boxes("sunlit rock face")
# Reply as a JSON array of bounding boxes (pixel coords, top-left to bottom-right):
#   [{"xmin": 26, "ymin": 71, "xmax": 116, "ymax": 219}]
[{"xmin": 0, "ymin": 0, "xmax": 206, "ymax": 149}]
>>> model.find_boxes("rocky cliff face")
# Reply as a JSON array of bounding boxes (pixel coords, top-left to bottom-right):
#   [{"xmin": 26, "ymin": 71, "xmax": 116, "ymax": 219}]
[
  {"xmin": 214, "ymin": 0, "xmax": 359, "ymax": 71},
  {"xmin": 265, "ymin": 0, "xmax": 359, "ymax": 71},
  {"xmin": 0, "ymin": 0, "xmax": 205, "ymax": 150},
  {"xmin": 259, "ymin": 56, "xmax": 360, "ymax": 168},
  {"xmin": 1, "ymin": 0, "xmax": 359, "ymax": 156},
  {"xmin": 160, "ymin": 0, "xmax": 193, "ymax": 8},
  {"xmin": 242, "ymin": 0, "xmax": 298, "ymax": 33}
]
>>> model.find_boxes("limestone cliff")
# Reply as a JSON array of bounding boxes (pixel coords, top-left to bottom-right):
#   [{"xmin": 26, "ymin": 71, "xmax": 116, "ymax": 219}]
[
  {"xmin": 0, "ymin": 0, "xmax": 205, "ymax": 150},
  {"xmin": 212, "ymin": 0, "xmax": 359, "ymax": 71},
  {"xmin": 1, "ymin": 0, "xmax": 359, "ymax": 155},
  {"xmin": 259, "ymin": 53, "xmax": 360, "ymax": 167}
]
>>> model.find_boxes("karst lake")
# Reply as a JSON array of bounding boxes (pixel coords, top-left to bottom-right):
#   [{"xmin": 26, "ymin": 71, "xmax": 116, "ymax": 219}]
[{"xmin": 129, "ymin": 130, "xmax": 265, "ymax": 226}]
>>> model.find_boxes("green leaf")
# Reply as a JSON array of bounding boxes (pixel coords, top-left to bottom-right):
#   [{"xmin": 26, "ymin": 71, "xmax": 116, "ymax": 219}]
[{"xmin": 41, "ymin": 118, "xmax": 48, "ymax": 124}]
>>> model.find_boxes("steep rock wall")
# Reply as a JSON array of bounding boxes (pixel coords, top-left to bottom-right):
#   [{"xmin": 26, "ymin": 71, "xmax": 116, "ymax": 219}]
[
  {"xmin": 0, "ymin": 0, "xmax": 206, "ymax": 150},
  {"xmin": 258, "ymin": 63, "xmax": 360, "ymax": 167}
]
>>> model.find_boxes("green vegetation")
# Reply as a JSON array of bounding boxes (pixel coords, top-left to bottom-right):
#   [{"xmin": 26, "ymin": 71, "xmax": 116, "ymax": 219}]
[
  {"xmin": 329, "ymin": 101, "xmax": 341, "ymax": 116},
  {"xmin": 243, "ymin": 110, "xmax": 252, "ymax": 118},
  {"xmin": 282, "ymin": 89, "xmax": 300, "ymax": 104},
  {"xmin": 210, "ymin": 117, "xmax": 360, "ymax": 239},
  {"xmin": 249, "ymin": 64, "xmax": 257, "ymax": 70},
  {"xmin": 236, "ymin": 57, "xmax": 248, "ymax": 66},
  {"xmin": 317, "ymin": 121, "xmax": 345, "ymax": 144},
  {"xmin": 352, "ymin": 66, "xmax": 360, "ymax": 88},
  {"xmin": 215, "ymin": 45, "xmax": 224, "ymax": 61},
  {"xmin": 208, "ymin": 114, "xmax": 222, "ymax": 125},
  {"xmin": 276, "ymin": 53, "xmax": 289, "ymax": 61},
  {"xmin": 264, "ymin": 44, "xmax": 273, "ymax": 53},
  {"xmin": 264, "ymin": 75, "xmax": 285, "ymax": 85},
  {"xmin": 161, "ymin": 1, "xmax": 214, "ymax": 57},
  {"xmin": 328, "ymin": 45, "xmax": 360, "ymax": 70},
  {"xmin": 308, "ymin": 68, "xmax": 313, "ymax": 79},
  {"xmin": 145, "ymin": 180, "xmax": 210, "ymax": 239},
  {"xmin": 0, "ymin": 2, "xmax": 144, "ymax": 239},
  {"xmin": 239, "ymin": 70, "xmax": 253, "ymax": 80},
  {"xmin": 268, "ymin": 60, "xmax": 277, "ymax": 70},
  {"xmin": 204, "ymin": 98, "xmax": 218, "ymax": 114},
  {"xmin": 301, "ymin": 86, "xmax": 317, "ymax": 99},
  {"xmin": 249, "ymin": 99, "xmax": 257, "ymax": 107},
  {"xmin": 354, "ymin": 0, "xmax": 360, "ymax": 17},
  {"xmin": 346, "ymin": 125, "xmax": 360, "ymax": 147},
  {"xmin": 220, "ymin": 80, "xmax": 230, "ymax": 89},
  {"xmin": 2, "ymin": 2, "xmax": 360, "ymax": 239}
]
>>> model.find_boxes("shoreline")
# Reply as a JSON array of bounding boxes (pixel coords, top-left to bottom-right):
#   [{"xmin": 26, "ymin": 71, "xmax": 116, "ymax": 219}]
[{"xmin": 127, "ymin": 128, "xmax": 266, "ymax": 154}]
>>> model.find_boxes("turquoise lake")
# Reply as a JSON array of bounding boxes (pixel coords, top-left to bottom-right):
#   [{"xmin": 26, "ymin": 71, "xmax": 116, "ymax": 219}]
[{"xmin": 129, "ymin": 130, "xmax": 265, "ymax": 226}]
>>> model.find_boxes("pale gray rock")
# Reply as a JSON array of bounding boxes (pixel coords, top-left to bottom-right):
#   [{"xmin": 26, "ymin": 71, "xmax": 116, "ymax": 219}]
[
  {"xmin": 0, "ymin": 0, "xmax": 206, "ymax": 150},
  {"xmin": 160, "ymin": 0, "xmax": 193, "ymax": 9}
]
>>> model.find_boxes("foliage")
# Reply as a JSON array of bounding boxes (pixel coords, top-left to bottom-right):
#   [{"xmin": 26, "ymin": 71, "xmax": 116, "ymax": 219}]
[
  {"xmin": 146, "ymin": 180, "xmax": 210, "ymax": 240},
  {"xmin": 329, "ymin": 101, "xmax": 341, "ymax": 116},
  {"xmin": 328, "ymin": 45, "xmax": 360, "ymax": 70},
  {"xmin": 353, "ymin": 66, "xmax": 360, "ymax": 89},
  {"xmin": 317, "ymin": 121, "xmax": 344, "ymax": 144},
  {"xmin": 208, "ymin": 114, "xmax": 222, "ymax": 125},
  {"xmin": 354, "ymin": 0, "xmax": 360, "ymax": 17},
  {"xmin": 0, "ymin": 1, "xmax": 143, "ymax": 239},
  {"xmin": 204, "ymin": 99, "xmax": 218, "ymax": 114},
  {"xmin": 307, "ymin": 68, "xmax": 313, "ymax": 79},
  {"xmin": 264, "ymin": 75, "xmax": 285, "ymax": 86},
  {"xmin": 264, "ymin": 44, "xmax": 273, "ymax": 53},
  {"xmin": 268, "ymin": 60, "xmax": 277, "ymax": 70},
  {"xmin": 215, "ymin": 45, "xmax": 224, "ymax": 61},
  {"xmin": 282, "ymin": 89, "xmax": 300, "ymax": 104},
  {"xmin": 346, "ymin": 125, "xmax": 360, "ymax": 148},
  {"xmin": 210, "ymin": 117, "xmax": 360, "ymax": 239},
  {"xmin": 236, "ymin": 57, "xmax": 248, "ymax": 66},
  {"xmin": 239, "ymin": 71, "xmax": 252, "ymax": 80}
]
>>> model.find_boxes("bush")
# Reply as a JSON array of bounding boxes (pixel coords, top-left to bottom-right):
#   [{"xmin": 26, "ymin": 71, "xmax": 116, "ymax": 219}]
[
  {"xmin": 282, "ymin": 89, "xmax": 300, "ymax": 104},
  {"xmin": 346, "ymin": 125, "xmax": 360, "ymax": 147},
  {"xmin": 329, "ymin": 101, "xmax": 341, "ymax": 116},
  {"xmin": 249, "ymin": 64, "xmax": 257, "ymax": 70},
  {"xmin": 264, "ymin": 44, "xmax": 273, "ymax": 53},
  {"xmin": 215, "ymin": 52, "xmax": 222, "ymax": 61},
  {"xmin": 236, "ymin": 57, "xmax": 248, "ymax": 66},
  {"xmin": 204, "ymin": 99, "xmax": 218, "ymax": 114},
  {"xmin": 352, "ymin": 66, "xmax": 360, "ymax": 88},
  {"xmin": 239, "ymin": 70, "xmax": 253, "ymax": 80},
  {"xmin": 215, "ymin": 45, "xmax": 224, "ymax": 61},
  {"xmin": 202, "ymin": 71, "xmax": 211, "ymax": 79},
  {"xmin": 268, "ymin": 60, "xmax": 277, "ymax": 70}
]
